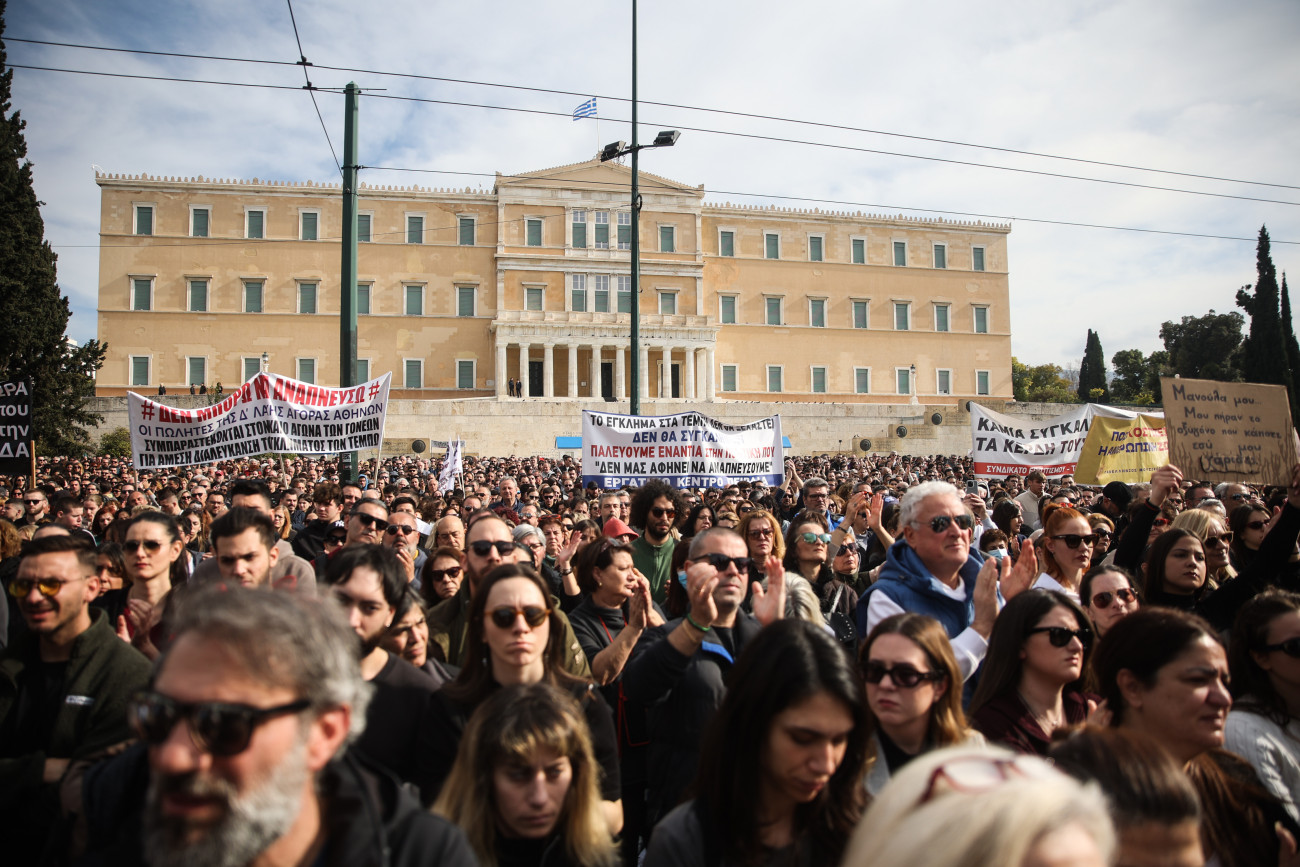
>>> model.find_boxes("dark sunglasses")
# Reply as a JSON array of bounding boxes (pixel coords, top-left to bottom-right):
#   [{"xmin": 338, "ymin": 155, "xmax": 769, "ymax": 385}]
[
  {"xmin": 128, "ymin": 691, "xmax": 310, "ymax": 757},
  {"xmin": 123, "ymin": 539, "xmax": 165, "ymax": 554},
  {"xmin": 651, "ymin": 506, "xmax": 677, "ymax": 519},
  {"xmin": 1090, "ymin": 587, "xmax": 1137, "ymax": 609},
  {"xmin": 1050, "ymin": 533, "xmax": 1098, "ymax": 549},
  {"xmin": 1229, "ymin": 493, "xmax": 1251, "ymax": 501},
  {"xmin": 353, "ymin": 512, "xmax": 389, "ymax": 532},
  {"xmin": 488, "ymin": 605, "xmax": 550, "ymax": 629},
  {"xmin": 427, "ymin": 566, "xmax": 462, "ymax": 582},
  {"xmin": 703, "ymin": 552, "xmax": 752, "ymax": 573},
  {"xmin": 1204, "ymin": 532, "xmax": 1234, "ymax": 548},
  {"xmin": 863, "ymin": 661, "xmax": 946, "ymax": 689},
  {"xmin": 1261, "ymin": 637, "xmax": 1300, "ymax": 658},
  {"xmin": 1244, "ymin": 520, "xmax": 1268, "ymax": 531},
  {"xmin": 469, "ymin": 540, "xmax": 516, "ymax": 557},
  {"xmin": 385, "ymin": 524, "xmax": 418, "ymax": 536},
  {"xmin": 326, "ymin": 534, "xmax": 347, "ymax": 544},
  {"xmin": 1027, "ymin": 625, "xmax": 1092, "ymax": 648},
  {"xmin": 1092, "ymin": 529, "xmax": 1113, "ymax": 539},
  {"xmin": 747, "ymin": 527, "xmax": 774, "ymax": 538},
  {"xmin": 917, "ymin": 514, "xmax": 975, "ymax": 533}
]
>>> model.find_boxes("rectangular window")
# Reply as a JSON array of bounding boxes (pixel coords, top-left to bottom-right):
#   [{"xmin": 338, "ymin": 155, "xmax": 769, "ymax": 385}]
[
  {"xmin": 356, "ymin": 213, "xmax": 371, "ymax": 243},
  {"xmin": 191, "ymin": 207, "xmax": 209, "ymax": 238},
  {"xmin": 404, "ymin": 285, "xmax": 423, "ymax": 316},
  {"xmin": 659, "ymin": 225, "xmax": 675, "ymax": 253},
  {"xmin": 525, "ymin": 287, "xmax": 544, "ymax": 311},
  {"xmin": 659, "ymin": 292, "xmax": 676, "ymax": 315},
  {"xmin": 855, "ymin": 368, "xmax": 870, "ymax": 394},
  {"xmin": 617, "ymin": 212, "xmax": 631, "ymax": 250},
  {"xmin": 767, "ymin": 366, "xmax": 783, "ymax": 393},
  {"xmin": 721, "ymin": 364, "xmax": 738, "ymax": 393},
  {"xmin": 594, "ymin": 275, "xmax": 610, "ymax": 312},
  {"xmin": 972, "ymin": 246, "xmax": 985, "ymax": 272},
  {"xmin": 406, "ymin": 215, "xmax": 424, "ymax": 245},
  {"xmin": 188, "ymin": 279, "xmax": 208, "ymax": 312},
  {"xmin": 934, "ymin": 304, "xmax": 950, "ymax": 332},
  {"xmin": 896, "ymin": 368, "xmax": 911, "ymax": 395},
  {"xmin": 851, "ymin": 238, "xmax": 866, "ymax": 264},
  {"xmin": 893, "ymin": 240, "xmax": 907, "ymax": 266},
  {"xmin": 187, "ymin": 357, "xmax": 206, "ymax": 387},
  {"xmin": 765, "ymin": 232, "xmax": 780, "ymax": 260},
  {"xmin": 974, "ymin": 306, "xmax": 989, "ymax": 334},
  {"xmin": 525, "ymin": 218, "xmax": 542, "ymax": 247},
  {"xmin": 571, "ymin": 274, "xmax": 587, "ymax": 312},
  {"xmin": 853, "ymin": 300, "xmax": 869, "ymax": 329},
  {"xmin": 934, "ymin": 243, "xmax": 947, "ymax": 269},
  {"xmin": 811, "ymin": 366, "xmax": 827, "ymax": 394},
  {"xmin": 977, "ymin": 370, "xmax": 991, "ymax": 396},
  {"xmin": 457, "ymin": 286, "xmax": 476, "ymax": 317},
  {"xmin": 246, "ymin": 209, "xmax": 264, "ymax": 239},
  {"xmin": 356, "ymin": 359, "xmax": 371, "ymax": 382},
  {"xmin": 458, "ymin": 217, "xmax": 475, "ymax": 246},
  {"xmin": 894, "ymin": 302, "xmax": 910, "ymax": 331},
  {"xmin": 719, "ymin": 295, "xmax": 737, "ymax": 324},
  {"xmin": 297, "ymin": 358, "xmax": 316, "ymax": 384},
  {"xmin": 594, "ymin": 211, "xmax": 610, "ymax": 249},
  {"xmin": 130, "ymin": 356, "xmax": 150, "ymax": 387},
  {"xmin": 132, "ymin": 278, "xmax": 152, "ymax": 311},
  {"xmin": 766, "ymin": 297, "xmax": 782, "ymax": 326},
  {"xmin": 134, "ymin": 205, "xmax": 153, "ymax": 236},
  {"xmin": 298, "ymin": 283, "xmax": 318, "ymax": 315},
  {"xmin": 300, "ymin": 211, "xmax": 318, "ymax": 241},
  {"xmin": 244, "ymin": 281, "xmax": 263, "ymax": 313},
  {"xmin": 808, "ymin": 235, "xmax": 824, "ymax": 262},
  {"xmin": 937, "ymin": 369, "xmax": 952, "ymax": 395},
  {"xmin": 809, "ymin": 298, "xmax": 826, "ymax": 328},
  {"xmin": 242, "ymin": 357, "xmax": 260, "ymax": 382},
  {"xmin": 719, "ymin": 230, "xmax": 734, "ymax": 257},
  {"xmin": 457, "ymin": 360, "xmax": 475, "ymax": 390},
  {"xmin": 403, "ymin": 359, "xmax": 422, "ymax": 389},
  {"xmin": 572, "ymin": 210, "xmax": 587, "ymax": 248},
  {"xmin": 616, "ymin": 276, "xmax": 631, "ymax": 313},
  {"xmin": 357, "ymin": 283, "xmax": 371, "ymax": 316}
]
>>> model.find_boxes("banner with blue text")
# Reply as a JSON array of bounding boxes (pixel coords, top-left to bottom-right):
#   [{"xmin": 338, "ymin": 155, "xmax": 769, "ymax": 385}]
[
  {"xmin": 582, "ymin": 410, "xmax": 783, "ymax": 489},
  {"xmin": 128, "ymin": 372, "xmax": 391, "ymax": 469}
]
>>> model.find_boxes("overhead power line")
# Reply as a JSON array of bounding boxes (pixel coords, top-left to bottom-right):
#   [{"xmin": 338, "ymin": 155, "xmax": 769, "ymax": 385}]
[{"xmin": 283, "ymin": 0, "xmax": 340, "ymax": 174}]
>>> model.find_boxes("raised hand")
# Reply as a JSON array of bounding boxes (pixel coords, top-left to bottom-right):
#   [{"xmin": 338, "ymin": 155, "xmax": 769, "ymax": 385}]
[
  {"xmin": 1148, "ymin": 464, "xmax": 1183, "ymax": 508},
  {"xmin": 750, "ymin": 554, "xmax": 787, "ymax": 627},
  {"xmin": 1001, "ymin": 536, "xmax": 1038, "ymax": 601}
]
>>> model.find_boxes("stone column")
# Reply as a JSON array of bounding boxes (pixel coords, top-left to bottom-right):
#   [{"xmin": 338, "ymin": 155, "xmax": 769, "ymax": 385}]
[
  {"xmin": 683, "ymin": 345, "xmax": 696, "ymax": 401},
  {"xmin": 543, "ymin": 342, "xmax": 555, "ymax": 398},
  {"xmin": 518, "ymin": 341, "xmax": 530, "ymax": 396},
  {"xmin": 615, "ymin": 347, "xmax": 626, "ymax": 401},
  {"xmin": 590, "ymin": 345, "xmax": 601, "ymax": 399},
  {"xmin": 495, "ymin": 339, "xmax": 507, "ymax": 397},
  {"xmin": 639, "ymin": 344, "xmax": 650, "ymax": 401},
  {"xmin": 705, "ymin": 346, "xmax": 716, "ymax": 400},
  {"xmin": 567, "ymin": 344, "xmax": 578, "ymax": 398}
]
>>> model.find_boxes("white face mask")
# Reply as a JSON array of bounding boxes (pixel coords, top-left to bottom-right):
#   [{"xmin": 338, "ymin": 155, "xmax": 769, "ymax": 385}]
[{"xmin": 986, "ymin": 547, "xmax": 1008, "ymax": 561}]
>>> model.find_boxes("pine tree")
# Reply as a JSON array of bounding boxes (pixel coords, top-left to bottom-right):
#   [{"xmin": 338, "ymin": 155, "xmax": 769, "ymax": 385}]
[
  {"xmin": 1076, "ymin": 329, "xmax": 1109, "ymax": 403},
  {"xmin": 0, "ymin": 5, "xmax": 105, "ymax": 454},
  {"xmin": 1281, "ymin": 273, "xmax": 1300, "ymax": 423},
  {"xmin": 1236, "ymin": 226, "xmax": 1294, "ymax": 398}
]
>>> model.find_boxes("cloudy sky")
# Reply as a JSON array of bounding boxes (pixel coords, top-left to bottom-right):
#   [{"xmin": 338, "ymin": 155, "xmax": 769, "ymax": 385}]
[{"xmin": 9, "ymin": 0, "xmax": 1300, "ymax": 372}]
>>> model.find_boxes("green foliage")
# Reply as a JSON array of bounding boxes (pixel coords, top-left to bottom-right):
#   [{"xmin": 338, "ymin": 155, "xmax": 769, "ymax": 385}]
[
  {"xmin": 1158, "ymin": 310, "xmax": 1244, "ymax": 382},
  {"xmin": 1110, "ymin": 349, "xmax": 1169, "ymax": 403},
  {"xmin": 98, "ymin": 426, "xmax": 132, "ymax": 458},
  {"xmin": 1012, "ymin": 357, "xmax": 1079, "ymax": 403},
  {"xmin": 1076, "ymin": 329, "xmax": 1109, "ymax": 403},
  {"xmin": 0, "ymin": 11, "xmax": 104, "ymax": 455},
  {"xmin": 1281, "ymin": 274, "xmax": 1300, "ymax": 423},
  {"xmin": 1236, "ymin": 226, "xmax": 1293, "ymax": 397}
]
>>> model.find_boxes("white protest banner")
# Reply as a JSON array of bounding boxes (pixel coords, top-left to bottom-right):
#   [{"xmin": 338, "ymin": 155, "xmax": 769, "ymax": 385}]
[
  {"xmin": 969, "ymin": 402, "xmax": 1156, "ymax": 479},
  {"xmin": 582, "ymin": 410, "xmax": 783, "ymax": 489},
  {"xmin": 128, "ymin": 372, "xmax": 391, "ymax": 469},
  {"xmin": 438, "ymin": 439, "xmax": 463, "ymax": 493}
]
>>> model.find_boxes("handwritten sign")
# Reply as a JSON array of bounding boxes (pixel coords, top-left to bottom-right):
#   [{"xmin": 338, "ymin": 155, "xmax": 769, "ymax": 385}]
[
  {"xmin": 1161, "ymin": 377, "xmax": 1297, "ymax": 483},
  {"xmin": 1073, "ymin": 413, "xmax": 1168, "ymax": 485}
]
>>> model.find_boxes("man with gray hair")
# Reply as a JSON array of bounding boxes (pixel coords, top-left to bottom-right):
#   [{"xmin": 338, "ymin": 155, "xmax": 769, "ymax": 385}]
[
  {"xmin": 797, "ymin": 477, "xmax": 840, "ymax": 528},
  {"xmin": 78, "ymin": 584, "xmax": 475, "ymax": 865}
]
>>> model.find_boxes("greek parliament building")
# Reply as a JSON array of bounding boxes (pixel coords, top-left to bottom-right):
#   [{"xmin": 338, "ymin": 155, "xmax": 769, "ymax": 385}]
[{"xmin": 93, "ymin": 159, "xmax": 1013, "ymax": 416}]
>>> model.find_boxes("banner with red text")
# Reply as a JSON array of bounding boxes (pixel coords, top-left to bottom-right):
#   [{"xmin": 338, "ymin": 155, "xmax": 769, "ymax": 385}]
[
  {"xmin": 128, "ymin": 372, "xmax": 391, "ymax": 469},
  {"xmin": 970, "ymin": 402, "xmax": 1157, "ymax": 479}
]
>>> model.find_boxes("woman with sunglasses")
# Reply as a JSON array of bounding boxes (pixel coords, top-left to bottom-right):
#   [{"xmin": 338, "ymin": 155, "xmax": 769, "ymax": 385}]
[
  {"xmin": 969, "ymin": 589, "xmax": 1095, "ymax": 756},
  {"xmin": 645, "ymin": 620, "xmax": 868, "ymax": 867},
  {"xmin": 428, "ymin": 563, "xmax": 623, "ymax": 834},
  {"xmin": 1078, "ymin": 564, "xmax": 1140, "ymax": 638},
  {"xmin": 859, "ymin": 613, "xmax": 984, "ymax": 796},
  {"xmin": 1172, "ymin": 507, "xmax": 1236, "ymax": 584},
  {"xmin": 1086, "ymin": 513, "xmax": 1114, "ymax": 568},
  {"xmin": 117, "ymin": 512, "xmax": 187, "ymax": 660},
  {"xmin": 420, "ymin": 545, "xmax": 466, "ymax": 605},
  {"xmin": 1031, "ymin": 506, "xmax": 1095, "ymax": 603},
  {"xmin": 1230, "ymin": 502, "xmax": 1274, "ymax": 572}
]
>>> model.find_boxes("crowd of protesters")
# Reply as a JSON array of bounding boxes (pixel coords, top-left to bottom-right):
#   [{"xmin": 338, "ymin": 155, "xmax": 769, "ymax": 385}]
[{"xmin": 4, "ymin": 447, "xmax": 1300, "ymax": 865}]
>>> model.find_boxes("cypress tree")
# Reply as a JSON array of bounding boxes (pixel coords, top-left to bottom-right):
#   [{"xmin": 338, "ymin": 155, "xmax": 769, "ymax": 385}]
[
  {"xmin": 0, "ymin": 4, "xmax": 106, "ymax": 454},
  {"xmin": 1236, "ymin": 226, "xmax": 1293, "ymax": 399},
  {"xmin": 1076, "ymin": 329, "xmax": 1109, "ymax": 403},
  {"xmin": 1281, "ymin": 273, "xmax": 1300, "ymax": 423}
]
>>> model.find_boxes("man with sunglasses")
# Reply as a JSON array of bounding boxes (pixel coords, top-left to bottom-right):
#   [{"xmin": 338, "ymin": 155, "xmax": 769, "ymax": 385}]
[
  {"xmin": 0, "ymin": 535, "xmax": 151, "ymax": 863},
  {"xmin": 385, "ymin": 509, "xmax": 427, "ymax": 588},
  {"xmin": 19, "ymin": 488, "xmax": 49, "ymax": 527},
  {"xmin": 629, "ymin": 479, "xmax": 686, "ymax": 606}
]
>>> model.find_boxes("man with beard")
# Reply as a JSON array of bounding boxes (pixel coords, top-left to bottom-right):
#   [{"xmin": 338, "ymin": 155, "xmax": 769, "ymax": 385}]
[
  {"xmin": 629, "ymin": 479, "xmax": 686, "ymax": 605},
  {"xmin": 324, "ymin": 544, "xmax": 442, "ymax": 805},
  {"xmin": 0, "ymin": 535, "xmax": 151, "ymax": 863},
  {"xmin": 208, "ymin": 509, "xmax": 280, "ymax": 589},
  {"xmin": 192, "ymin": 482, "xmax": 316, "ymax": 594},
  {"xmin": 384, "ymin": 508, "xmax": 426, "ymax": 589}
]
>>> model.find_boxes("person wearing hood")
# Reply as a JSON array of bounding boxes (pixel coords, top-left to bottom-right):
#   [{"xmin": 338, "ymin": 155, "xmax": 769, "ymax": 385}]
[{"xmin": 854, "ymin": 481, "xmax": 1036, "ymax": 681}]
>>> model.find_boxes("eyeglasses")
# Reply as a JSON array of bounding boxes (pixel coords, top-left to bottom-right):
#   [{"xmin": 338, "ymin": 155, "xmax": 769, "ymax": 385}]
[
  {"xmin": 488, "ymin": 605, "xmax": 550, "ymax": 629},
  {"xmin": 8, "ymin": 576, "xmax": 89, "ymax": 598},
  {"xmin": 1204, "ymin": 532, "xmax": 1234, "ymax": 549},
  {"xmin": 915, "ymin": 513, "xmax": 975, "ymax": 534},
  {"xmin": 23, "ymin": 499, "xmax": 42, "ymax": 506},
  {"xmin": 738, "ymin": 505, "xmax": 754, "ymax": 514},
  {"xmin": 1090, "ymin": 587, "xmax": 1137, "ymax": 609},
  {"xmin": 650, "ymin": 506, "xmax": 677, "ymax": 519},
  {"xmin": 1229, "ymin": 493, "xmax": 1252, "ymax": 501},
  {"xmin": 1026, "ymin": 625, "xmax": 1092, "ymax": 648},
  {"xmin": 469, "ymin": 539, "xmax": 517, "ymax": 557},
  {"xmin": 352, "ymin": 512, "xmax": 389, "ymax": 532},
  {"xmin": 1261, "ymin": 637, "xmax": 1300, "ymax": 658},
  {"xmin": 863, "ymin": 661, "xmax": 945, "ymax": 689},
  {"xmin": 128, "ymin": 691, "xmax": 310, "ymax": 757},
  {"xmin": 799, "ymin": 532, "xmax": 832, "ymax": 544},
  {"xmin": 1153, "ymin": 517, "xmax": 1171, "ymax": 528},
  {"xmin": 123, "ymin": 539, "xmax": 165, "ymax": 554},
  {"xmin": 326, "ymin": 534, "xmax": 347, "ymax": 544},
  {"xmin": 427, "ymin": 566, "xmax": 462, "ymax": 582},
  {"xmin": 747, "ymin": 527, "xmax": 774, "ymax": 538},
  {"xmin": 1092, "ymin": 529, "xmax": 1112, "ymax": 539},
  {"xmin": 1050, "ymin": 533, "xmax": 1098, "ymax": 549},
  {"xmin": 385, "ymin": 524, "xmax": 418, "ymax": 536},
  {"xmin": 703, "ymin": 552, "xmax": 752, "ymax": 573}
]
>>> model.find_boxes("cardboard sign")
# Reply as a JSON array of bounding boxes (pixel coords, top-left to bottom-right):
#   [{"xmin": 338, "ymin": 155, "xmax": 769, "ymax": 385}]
[
  {"xmin": 582, "ymin": 410, "xmax": 783, "ymax": 489},
  {"xmin": 1073, "ymin": 414, "xmax": 1168, "ymax": 485},
  {"xmin": 0, "ymin": 380, "xmax": 33, "ymax": 474},
  {"xmin": 1161, "ymin": 377, "xmax": 1298, "ymax": 483}
]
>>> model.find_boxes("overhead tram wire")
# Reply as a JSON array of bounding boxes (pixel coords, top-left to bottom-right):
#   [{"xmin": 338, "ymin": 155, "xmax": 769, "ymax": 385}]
[
  {"xmin": 9, "ymin": 35, "xmax": 1299, "ymax": 193},
  {"xmin": 284, "ymin": 0, "xmax": 340, "ymax": 175}
]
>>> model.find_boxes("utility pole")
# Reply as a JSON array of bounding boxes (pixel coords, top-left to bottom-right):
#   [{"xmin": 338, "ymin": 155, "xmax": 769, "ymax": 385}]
[{"xmin": 339, "ymin": 81, "xmax": 360, "ymax": 483}]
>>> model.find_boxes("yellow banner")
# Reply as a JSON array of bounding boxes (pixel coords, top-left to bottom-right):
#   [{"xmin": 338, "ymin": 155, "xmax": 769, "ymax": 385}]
[{"xmin": 1073, "ymin": 413, "xmax": 1168, "ymax": 485}]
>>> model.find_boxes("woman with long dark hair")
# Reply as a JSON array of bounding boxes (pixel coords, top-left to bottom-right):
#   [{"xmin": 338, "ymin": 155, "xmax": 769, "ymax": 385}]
[
  {"xmin": 117, "ymin": 511, "xmax": 186, "ymax": 659},
  {"xmin": 645, "ymin": 620, "xmax": 868, "ymax": 866}
]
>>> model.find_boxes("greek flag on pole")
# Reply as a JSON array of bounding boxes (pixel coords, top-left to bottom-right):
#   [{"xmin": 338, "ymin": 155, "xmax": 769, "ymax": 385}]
[
  {"xmin": 572, "ymin": 97, "xmax": 597, "ymax": 120},
  {"xmin": 438, "ymin": 439, "xmax": 463, "ymax": 493}
]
